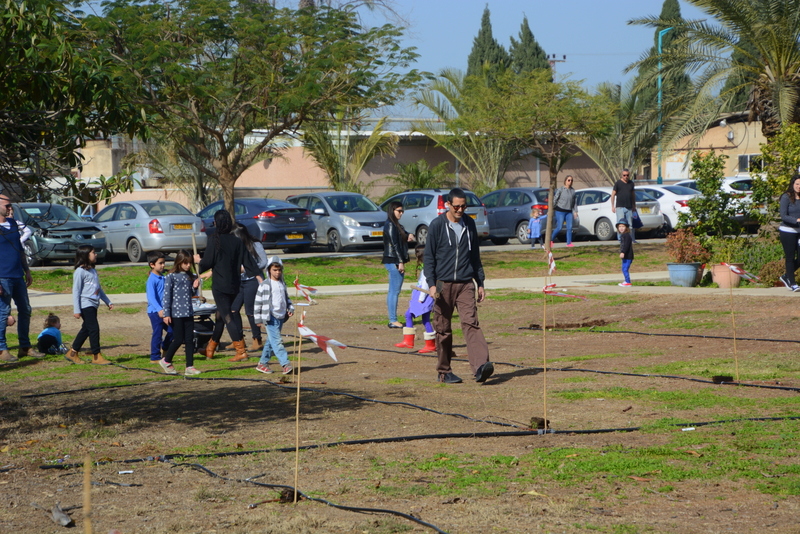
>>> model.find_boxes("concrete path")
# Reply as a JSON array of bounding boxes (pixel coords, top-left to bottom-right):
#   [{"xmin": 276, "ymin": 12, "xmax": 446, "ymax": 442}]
[{"xmin": 25, "ymin": 270, "xmax": 793, "ymax": 309}]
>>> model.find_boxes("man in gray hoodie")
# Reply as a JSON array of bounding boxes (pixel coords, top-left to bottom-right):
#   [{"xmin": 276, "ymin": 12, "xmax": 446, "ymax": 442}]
[{"xmin": 423, "ymin": 188, "xmax": 493, "ymax": 384}]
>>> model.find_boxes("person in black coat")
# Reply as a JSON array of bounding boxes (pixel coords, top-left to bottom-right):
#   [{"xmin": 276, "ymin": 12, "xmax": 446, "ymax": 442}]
[
  {"xmin": 194, "ymin": 209, "xmax": 261, "ymax": 361},
  {"xmin": 382, "ymin": 201, "xmax": 413, "ymax": 328}
]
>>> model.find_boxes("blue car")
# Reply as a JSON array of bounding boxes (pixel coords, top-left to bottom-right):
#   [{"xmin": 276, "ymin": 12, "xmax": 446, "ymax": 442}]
[{"xmin": 197, "ymin": 198, "xmax": 316, "ymax": 252}]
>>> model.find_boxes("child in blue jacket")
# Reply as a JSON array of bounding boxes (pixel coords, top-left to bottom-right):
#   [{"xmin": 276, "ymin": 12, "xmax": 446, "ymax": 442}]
[{"xmin": 527, "ymin": 208, "xmax": 547, "ymax": 249}]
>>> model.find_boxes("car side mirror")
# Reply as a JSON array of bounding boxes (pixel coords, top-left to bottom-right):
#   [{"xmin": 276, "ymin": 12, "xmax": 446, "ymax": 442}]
[{"xmin": 313, "ymin": 208, "xmax": 327, "ymax": 216}]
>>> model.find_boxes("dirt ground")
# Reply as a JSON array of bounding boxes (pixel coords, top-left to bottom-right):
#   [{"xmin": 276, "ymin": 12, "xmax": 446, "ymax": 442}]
[{"xmin": 2, "ymin": 288, "xmax": 800, "ymax": 534}]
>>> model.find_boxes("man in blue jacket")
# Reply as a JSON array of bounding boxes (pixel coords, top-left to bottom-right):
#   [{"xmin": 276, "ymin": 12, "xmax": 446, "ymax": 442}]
[
  {"xmin": 423, "ymin": 188, "xmax": 493, "ymax": 384},
  {"xmin": 0, "ymin": 195, "xmax": 33, "ymax": 363}
]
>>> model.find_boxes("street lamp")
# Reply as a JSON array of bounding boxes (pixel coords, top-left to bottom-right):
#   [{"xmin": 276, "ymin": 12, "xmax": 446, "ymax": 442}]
[{"xmin": 656, "ymin": 27, "xmax": 673, "ymax": 185}]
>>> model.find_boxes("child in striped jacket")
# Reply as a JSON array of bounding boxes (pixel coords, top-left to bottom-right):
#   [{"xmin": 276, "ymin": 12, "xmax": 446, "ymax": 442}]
[{"xmin": 253, "ymin": 257, "xmax": 294, "ymax": 375}]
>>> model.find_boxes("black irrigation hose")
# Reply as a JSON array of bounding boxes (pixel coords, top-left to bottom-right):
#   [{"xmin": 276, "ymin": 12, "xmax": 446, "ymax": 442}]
[
  {"xmin": 180, "ymin": 461, "xmax": 450, "ymax": 534},
  {"xmin": 521, "ymin": 326, "xmax": 800, "ymax": 344},
  {"xmin": 40, "ymin": 414, "xmax": 800, "ymax": 473}
]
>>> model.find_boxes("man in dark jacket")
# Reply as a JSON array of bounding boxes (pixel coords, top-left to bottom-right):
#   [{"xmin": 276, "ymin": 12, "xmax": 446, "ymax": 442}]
[{"xmin": 423, "ymin": 188, "xmax": 493, "ymax": 384}]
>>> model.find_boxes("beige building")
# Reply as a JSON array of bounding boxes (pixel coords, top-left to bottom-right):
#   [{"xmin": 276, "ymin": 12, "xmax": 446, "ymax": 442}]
[{"xmin": 77, "ymin": 116, "xmax": 767, "ymax": 213}]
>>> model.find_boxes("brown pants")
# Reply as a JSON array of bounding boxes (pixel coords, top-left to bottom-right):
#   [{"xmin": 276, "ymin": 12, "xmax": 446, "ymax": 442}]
[{"xmin": 433, "ymin": 281, "xmax": 489, "ymax": 376}]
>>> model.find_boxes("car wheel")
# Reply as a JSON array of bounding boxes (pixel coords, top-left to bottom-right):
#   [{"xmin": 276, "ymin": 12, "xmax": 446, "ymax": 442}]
[
  {"xmin": 23, "ymin": 241, "xmax": 41, "ymax": 267},
  {"xmin": 490, "ymin": 237, "xmax": 509, "ymax": 246},
  {"xmin": 126, "ymin": 238, "xmax": 145, "ymax": 263},
  {"xmin": 327, "ymin": 229, "xmax": 343, "ymax": 252},
  {"xmin": 415, "ymin": 225, "xmax": 428, "ymax": 246},
  {"xmin": 516, "ymin": 221, "xmax": 531, "ymax": 244},
  {"xmin": 595, "ymin": 218, "xmax": 615, "ymax": 241}
]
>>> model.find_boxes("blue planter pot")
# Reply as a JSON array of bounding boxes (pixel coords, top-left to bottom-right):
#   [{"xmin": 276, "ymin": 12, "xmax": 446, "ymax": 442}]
[{"xmin": 666, "ymin": 262, "xmax": 703, "ymax": 287}]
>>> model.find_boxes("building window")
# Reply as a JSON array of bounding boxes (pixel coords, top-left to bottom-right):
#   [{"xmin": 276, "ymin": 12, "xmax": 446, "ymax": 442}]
[{"xmin": 738, "ymin": 154, "xmax": 763, "ymax": 174}]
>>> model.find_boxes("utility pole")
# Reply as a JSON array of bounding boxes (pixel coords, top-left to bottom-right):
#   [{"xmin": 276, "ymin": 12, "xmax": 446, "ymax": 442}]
[{"xmin": 547, "ymin": 54, "xmax": 566, "ymax": 74}]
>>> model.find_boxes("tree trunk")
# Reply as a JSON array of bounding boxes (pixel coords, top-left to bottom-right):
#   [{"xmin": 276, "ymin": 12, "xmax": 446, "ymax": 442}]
[
  {"xmin": 218, "ymin": 166, "xmax": 237, "ymax": 215},
  {"xmin": 544, "ymin": 164, "xmax": 559, "ymax": 253}
]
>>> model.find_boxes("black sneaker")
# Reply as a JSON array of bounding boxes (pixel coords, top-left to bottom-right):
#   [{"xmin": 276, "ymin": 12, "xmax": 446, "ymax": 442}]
[
  {"xmin": 438, "ymin": 372, "xmax": 462, "ymax": 384},
  {"xmin": 475, "ymin": 362, "xmax": 494, "ymax": 383},
  {"xmin": 780, "ymin": 275, "xmax": 792, "ymax": 289}
]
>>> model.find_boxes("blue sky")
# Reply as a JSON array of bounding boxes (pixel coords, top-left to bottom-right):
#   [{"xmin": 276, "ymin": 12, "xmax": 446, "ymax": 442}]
[{"xmin": 365, "ymin": 0, "xmax": 706, "ymax": 116}]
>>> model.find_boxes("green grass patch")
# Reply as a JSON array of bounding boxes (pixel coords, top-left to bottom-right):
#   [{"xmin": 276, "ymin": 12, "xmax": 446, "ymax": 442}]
[
  {"xmin": 553, "ymin": 386, "xmax": 758, "ymax": 411},
  {"xmin": 635, "ymin": 354, "xmax": 800, "ymax": 381}
]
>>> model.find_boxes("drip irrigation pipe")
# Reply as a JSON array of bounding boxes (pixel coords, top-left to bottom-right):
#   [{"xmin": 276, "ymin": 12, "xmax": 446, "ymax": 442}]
[
  {"xmin": 520, "ymin": 326, "xmax": 800, "ymax": 344},
  {"xmin": 40, "ymin": 415, "xmax": 800, "ymax": 473},
  {"xmin": 181, "ymin": 462, "xmax": 450, "ymax": 534}
]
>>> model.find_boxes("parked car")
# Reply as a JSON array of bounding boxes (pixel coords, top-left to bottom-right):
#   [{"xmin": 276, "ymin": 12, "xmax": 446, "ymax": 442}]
[
  {"xmin": 480, "ymin": 187, "xmax": 578, "ymax": 245},
  {"xmin": 197, "ymin": 198, "xmax": 315, "ymax": 253},
  {"xmin": 379, "ymin": 189, "xmax": 491, "ymax": 245},
  {"xmin": 15, "ymin": 203, "xmax": 107, "ymax": 267},
  {"xmin": 636, "ymin": 185, "xmax": 700, "ymax": 231},
  {"xmin": 93, "ymin": 200, "xmax": 207, "ymax": 262},
  {"xmin": 675, "ymin": 176, "xmax": 754, "ymax": 195},
  {"xmin": 286, "ymin": 192, "xmax": 386, "ymax": 252},
  {"xmin": 573, "ymin": 187, "xmax": 663, "ymax": 241}
]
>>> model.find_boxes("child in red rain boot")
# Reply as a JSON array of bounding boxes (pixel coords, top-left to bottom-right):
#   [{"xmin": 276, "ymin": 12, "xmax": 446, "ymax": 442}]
[{"xmin": 394, "ymin": 246, "xmax": 436, "ymax": 353}]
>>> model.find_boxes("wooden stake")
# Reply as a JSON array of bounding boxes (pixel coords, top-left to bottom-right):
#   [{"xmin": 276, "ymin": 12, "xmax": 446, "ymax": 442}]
[
  {"xmin": 293, "ymin": 296, "xmax": 303, "ymax": 504},
  {"xmin": 728, "ymin": 280, "xmax": 739, "ymax": 381},
  {"xmin": 191, "ymin": 232, "xmax": 202, "ymax": 298},
  {"xmin": 83, "ymin": 455, "xmax": 92, "ymax": 534}
]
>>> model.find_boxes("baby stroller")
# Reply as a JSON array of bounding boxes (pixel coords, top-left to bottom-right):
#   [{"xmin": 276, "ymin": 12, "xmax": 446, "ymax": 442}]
[{"xmin": 192, "ymin": 298, "xmax": 216, "ymax": 354}]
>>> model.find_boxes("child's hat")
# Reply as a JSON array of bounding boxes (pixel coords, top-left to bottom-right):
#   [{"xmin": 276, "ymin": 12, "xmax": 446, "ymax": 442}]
[{"xmin": 616, "ymin": 220, "xmax": 629, "ymax": 227}]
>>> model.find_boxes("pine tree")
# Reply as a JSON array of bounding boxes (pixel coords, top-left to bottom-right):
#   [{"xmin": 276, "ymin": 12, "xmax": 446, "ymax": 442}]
[
  {"xmin": 633, "ymin": 0, "xmax": 691, "ymax": 114},
  {"xmin": 466, "ymin": 6, "xmax": 510, "ymax": 80},
  {"xmin": 509, "ymin": 16, "xmax": 550, "ymax": 74}
]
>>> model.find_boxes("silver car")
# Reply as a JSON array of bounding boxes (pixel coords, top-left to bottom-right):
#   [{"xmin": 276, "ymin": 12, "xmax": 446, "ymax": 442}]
[
  {"xmin": 379, "ymin": 189, "xmax": 491, "ymax": 245},
  {"xmin": 16, "ymin": 203, "xmax": 107, "ymax": 266},
  {"xmin": 574, "ymin": 187, "xmax": 663, "ymax": 241},
  {"xmin": 93, "ymin": 200, "xmax": 207, "ymax": 262},
  {"xmin": 286, "ymin": 192, "xmax": 386, "ymax": 252}
]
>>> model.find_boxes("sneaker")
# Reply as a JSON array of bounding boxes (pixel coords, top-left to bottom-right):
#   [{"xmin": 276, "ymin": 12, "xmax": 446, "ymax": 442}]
[
  {"xmin": 780, "ymin": 275, "xmax": 792, "ymax": 289},
  {"xmin": 618, "ymin": 282, "xmax": 632, "ymax": 287},
  {"xmin": 438, "ymin": 372, "xmax": 462, "ymax": 384},
  {"xmin": 159, "ymin": 358, "xmax": 178, "ymax": 375},
  {"xmin": 475, "ymin": 362, "xmax": 494, "ymax": 383},
  {"xmin": 281, "ymin": 364, "xmax": 293, "ymax": 375},
  {"xmin": 0, "ymin": 349, "xmax": 18, "ymax": 363},
  {"xmin": 793, "ymin": 285, "xmax": 800, "ymax": 292},
  {"xmin": 256, "ymin": 363, "xmax": 273, "ymax": 374},
  {"xmin": 566, "ymin": 243, "xmax": 574, "ymax": 247},
  {"xmin": 184, "ymin": 366, "xmax": 201, "ymax": 376}
]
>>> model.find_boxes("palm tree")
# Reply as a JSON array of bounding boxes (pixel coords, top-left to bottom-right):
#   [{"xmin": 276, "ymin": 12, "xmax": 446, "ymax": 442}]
[
  {"xmin": 381, "ymin": 160, "xmax": 453, "ymax": 201},
  {"xmin": 302, "ymin": 116, "xmax": 399, "ymax": 195},
  {"xmin": 579, "ymin": 81, "xmax": 655, "ymax": 185},
  {"xmin": 413, "ymin": 68, "xmax": 523, "ymax": 196},
  {"xmin": 627, "ymin": 0, "xmax": 800, "ymax": 143}
]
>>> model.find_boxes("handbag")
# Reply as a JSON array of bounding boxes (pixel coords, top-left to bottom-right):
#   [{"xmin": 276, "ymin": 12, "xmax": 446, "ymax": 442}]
[{"xmin": 631, "ymin": 210, "xmax": 644, "ymax": 229}]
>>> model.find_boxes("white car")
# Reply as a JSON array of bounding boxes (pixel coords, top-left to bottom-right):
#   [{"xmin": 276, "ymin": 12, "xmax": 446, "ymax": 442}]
[
  {"xmin": 674, "ymin": 176, "xmax": 753, "ymax": 196},
  {"xmin": 573, "ymin": 187, "xmax": 663, "ymax": 241},
  {"xmin": 637, "ymin": 185, "xmax": 701, "ymax": 231}
]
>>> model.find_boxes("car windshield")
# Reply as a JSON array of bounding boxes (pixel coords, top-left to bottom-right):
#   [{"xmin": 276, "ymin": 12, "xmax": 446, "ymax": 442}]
[
  {"xmin": 140, "ymin": 202, "xmax": 193, "ymax": 216},
  {"xmin": 21, "ymin": 204, "xmax": 83, "ymax": 222},
  {"xmin": 323, "ymin": 195, "xmax": 380, "ymax": 213},
  {"xmin": 663, "ymin": 186, "xmax": 700, "ymax": 196}
]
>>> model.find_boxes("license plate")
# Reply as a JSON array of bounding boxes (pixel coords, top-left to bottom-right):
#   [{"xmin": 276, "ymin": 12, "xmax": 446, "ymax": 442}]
[
  {"xmin": 639, "ymin": 207, "xmax": 651, "ymax": 214},
  {"xmin": 286, "ymin": 234, "xmax": 303, "ymax": 240},
  {"xmin": 468, "ymin": 214, "xmax": 476, "ymax": 219},
  {"xmin": 371, "ymin": 230, "xmax": 383, "ymax": 237},
  {"xmin": 173, "ymin": 224, "xmax": 192, "ymax": 230}
]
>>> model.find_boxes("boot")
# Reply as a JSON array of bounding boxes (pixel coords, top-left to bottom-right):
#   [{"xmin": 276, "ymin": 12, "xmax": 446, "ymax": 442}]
[
  {"xmin": 63, "ymin": 348, "xmax": 82, "ymax": 364},
  {"xmin": 250, "ymin": 337, "xmax": 264, "ymax": 351},
  {"xmin": 91, "ymin": 353, "xmax": 111, "ymax": 365},
  {"xmin": 0, "ymin": 349, "xmax": 18, "ymax": 363},
  {"xmin": 205, "ymin": 340, "xmax": 218, "ymax": 360},
  {"xmin": 228, "ymin": 340, "xmax": 248, "ymax": 362},
  {"xmin": 394, "ymin": 327, "xmax": 416, "ymax": 348},
  {"xmin": 18, "ymin": 346, "xmax": 32, "ymax": 359},
  {"xmin": 418, "ymin": 331, "xmax": 437, "ymax": 354}
]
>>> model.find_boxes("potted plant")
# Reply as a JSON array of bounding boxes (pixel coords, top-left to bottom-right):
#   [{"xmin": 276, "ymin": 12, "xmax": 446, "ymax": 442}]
[
  {"xmin": 665, "ymin": 228, "xmax": 711, "ymax": 286},
  {"xmin": 708, "ymin": 236, "xmax": 747, "ymax": 288}
]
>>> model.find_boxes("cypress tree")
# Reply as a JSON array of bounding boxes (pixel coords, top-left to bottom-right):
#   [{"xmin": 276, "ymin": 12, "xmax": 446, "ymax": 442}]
[
  {"xmin": 466, "ymin": 6, "xmax": 510, "ymax": 79},
  {"xmin": 634, "ymin": 0, "xmax": 691, "ymax": 113},
  {"xmin": 509, "ymin": 16, "xmax": 551, "ymax": 74}
]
